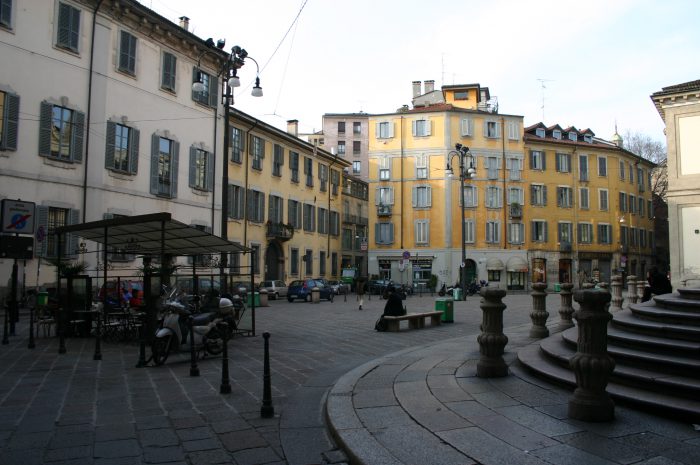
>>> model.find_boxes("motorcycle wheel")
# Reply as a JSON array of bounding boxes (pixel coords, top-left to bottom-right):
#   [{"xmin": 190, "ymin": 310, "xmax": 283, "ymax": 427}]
[{"xmin": 152, "ymin": 335, "xmax": 172, "ymax": 366}]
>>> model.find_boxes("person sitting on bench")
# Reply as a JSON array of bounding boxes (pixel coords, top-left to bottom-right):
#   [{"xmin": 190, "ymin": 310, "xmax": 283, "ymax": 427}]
[{"xmin": 383, "ymin": 286, "xmax": 406, "ymax": 317}]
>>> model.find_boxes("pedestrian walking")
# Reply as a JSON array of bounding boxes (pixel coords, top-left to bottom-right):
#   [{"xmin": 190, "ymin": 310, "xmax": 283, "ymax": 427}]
[{"xmin": 356, "ymin": 276, "xmax": 367, "ymax": 310}]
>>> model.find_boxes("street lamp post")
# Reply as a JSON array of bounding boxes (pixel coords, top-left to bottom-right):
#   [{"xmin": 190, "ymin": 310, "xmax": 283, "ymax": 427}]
[
  {"xmin": 446, "ymin": 143, "xmax": 475, "ymax": 301},
  {"xmin": 192, "ymin": 44, "xmax": 262, "ymax": 293}
]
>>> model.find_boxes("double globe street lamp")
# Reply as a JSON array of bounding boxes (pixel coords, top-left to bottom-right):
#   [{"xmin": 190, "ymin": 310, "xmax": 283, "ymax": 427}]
[{"xmin": 446, "ymin": 143, "xmax": 475, "ymax": 300}]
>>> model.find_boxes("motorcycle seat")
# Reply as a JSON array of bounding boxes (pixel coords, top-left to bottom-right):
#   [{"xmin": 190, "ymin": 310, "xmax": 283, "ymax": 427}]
[{"xmin": 192, "ymin": 312, "xmax": 217, "ymax": 326}]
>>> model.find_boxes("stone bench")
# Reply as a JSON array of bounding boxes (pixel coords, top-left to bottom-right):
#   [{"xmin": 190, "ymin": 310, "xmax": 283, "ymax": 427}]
[{"xmin": 382, "ymin": 311, "xmax": 444, "ymax": 332}]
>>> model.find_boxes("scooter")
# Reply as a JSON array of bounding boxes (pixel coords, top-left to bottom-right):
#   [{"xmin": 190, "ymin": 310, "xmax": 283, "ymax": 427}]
[{"xmin": 151, "ymin": 300, "xmax": 225, "ymax": 366}]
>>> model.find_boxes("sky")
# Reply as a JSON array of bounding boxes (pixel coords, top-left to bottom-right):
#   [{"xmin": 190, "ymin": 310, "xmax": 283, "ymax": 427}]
[{"xmin": 139, "ymin": 0, "xmax": 700, "ymax": 144}]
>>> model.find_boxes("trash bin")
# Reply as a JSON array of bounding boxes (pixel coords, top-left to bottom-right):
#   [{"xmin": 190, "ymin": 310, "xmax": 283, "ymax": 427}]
[
  {"xmin": 435, "ymin": 298, "xmax": 454, "ymax": 323},
  {"xmin": 246, "ymin": 292, "xmax": 261, "ymax": 307},
  {"xmin": 453, "ymin": 288, "xmax": 462, "ymax": 301},
  {"xmin": 554, "ymin": 283, "xmax": 561, "ymax": 292},
  {"xmin": 311, "ymin": 286, "xmax": 320, "ymax": 303},
  {"xmin": 37, "ymin": 291, "xmax": 48, "ymax": 306}
]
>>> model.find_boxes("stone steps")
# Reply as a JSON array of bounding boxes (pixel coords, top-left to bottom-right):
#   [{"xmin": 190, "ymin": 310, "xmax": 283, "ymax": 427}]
[
  {"xmin": 631, "ymin": 299, "xmax": 700, "ymax": 323},
  {"xmin": 612, "ymin": 310, "xmax": 700, "ymax": 341}
]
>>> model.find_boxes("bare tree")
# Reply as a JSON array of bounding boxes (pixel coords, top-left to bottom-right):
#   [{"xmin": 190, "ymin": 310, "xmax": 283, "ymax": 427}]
[{"xmin": 622, "ymin": 130, "xmax": 667, "ymax": 201}]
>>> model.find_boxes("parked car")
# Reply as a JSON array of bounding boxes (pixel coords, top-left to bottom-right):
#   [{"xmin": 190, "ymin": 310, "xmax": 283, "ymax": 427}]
[
  {"xmin": 287, "ymin": 279, "xmax": 334, "ymax": 302},
  {"xmin": 258, "ymin": 280, "xmax": 288, "ymax": 300},
  {"xmin": 368, "ymin": 279, "xmax": 392, "ymax": 295},
  {"xmin": 327, "ymin": 280, "xmax": 350, "ymax": 295}
]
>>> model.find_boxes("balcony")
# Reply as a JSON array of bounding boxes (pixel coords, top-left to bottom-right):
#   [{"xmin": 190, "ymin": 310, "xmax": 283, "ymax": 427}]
[
  {"xmin": 265, "ymin": 221, "xmax": 294, "ymax": 242},
  {"xmin": 359, "ymin": 216, "xmax": 369, "ymax": 225},
  {"xmin": 560, "ymin": 241, "xmax": 572, "ymax": 252},
  {"xmin": 509, "ymin": 203, "xmax": 522, "ymax": 218},
  {"xmin": 377, "ymin": 204, "xmax": 392, "ymax": 216}
]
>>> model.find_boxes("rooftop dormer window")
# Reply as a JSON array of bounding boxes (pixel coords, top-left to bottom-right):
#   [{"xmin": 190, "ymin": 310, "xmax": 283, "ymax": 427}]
[
  {"xmin": 553, "ymin": 130, "xmax": 561, "ymax": 140},
  {"xmin": 584, "ymin": 134, "xmax": 592, "ymax": 143},
  {"xmin": 535, "ymin": 128, "xmax": 545, "ymax": 138},
  {"xmin": 454, "ymin": 91, "xmax": 468, "ymax": 100},
  {"xmin": 568, "ymin": 132, "xmax": 577, "ymax": 142}
]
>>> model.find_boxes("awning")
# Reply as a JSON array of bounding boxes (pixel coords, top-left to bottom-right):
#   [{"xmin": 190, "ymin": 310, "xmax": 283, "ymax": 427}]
[
  {"xmin": 506, "ymin": 256, "xmax": 529, "ymax": 272},
  {"xmin": 55, "ymin": 212, "xmax": 250, "ymax": 256},
  {"xmin": 486, "ymin": 257, "xmax": 505, "ymax": 270}
]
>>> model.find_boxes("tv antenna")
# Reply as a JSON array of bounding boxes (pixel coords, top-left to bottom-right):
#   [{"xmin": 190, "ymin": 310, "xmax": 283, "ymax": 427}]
[{"xmin": 537, "ymin": 78, "xmax": 554, "ymax": 121}]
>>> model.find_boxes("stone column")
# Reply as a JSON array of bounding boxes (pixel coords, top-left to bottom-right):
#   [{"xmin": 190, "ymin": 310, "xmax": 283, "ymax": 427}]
[
  {"xmin": 558, "ymin": 283, "xmax": 574, "ymax": 329},
  {"xmin": 636, "ymin": 280, "xmax": 646, "ymax": 303},
  {"xmin": 569, "ymin": 289, "xmax": 615, "ymax": 422},
  {"xmin": 477, "ymin": 288, "xmax": 508, "ymax": 378},
  {"xmin": 610, "ymin": 275, "xmax": 624, "ymax": 312},
  {"xmin": 529, "ymin": 282, "xmax": 549, "ymax": 338},
  {"xmin": 627, "ymin": 275, "xmax": 638, "ymax": 305}
]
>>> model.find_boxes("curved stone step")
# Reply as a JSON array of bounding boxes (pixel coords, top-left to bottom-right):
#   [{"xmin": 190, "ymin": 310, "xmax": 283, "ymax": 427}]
[
  {"xmin": 631, "ymin": 301, "xmax": 700, "ymax": 324},
  {"xmin": 649, "ymin": 294, "xmax": 700, "ymax": 312},
  {"xmin": 612, "ymin": 311, "xmax": 700, "ymax": 341},
  {"xmin": 606, "ymin": 326, "xmax": 700, "ymax": 355},
  {"xmin": 677, "ymin": 287, "xmax": 700, "ymax": 300}
]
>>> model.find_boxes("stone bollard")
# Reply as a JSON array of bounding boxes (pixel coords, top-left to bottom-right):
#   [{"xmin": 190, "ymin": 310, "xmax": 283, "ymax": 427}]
[
  {"xmin": 558, "ymin": 282, "xmax": 575, "ymax": 329},
  {"xmin": 311, "ymin": 286, "xmax": 320, "ymax": 303},
  {"xmin": 627, "ymin": 275, "xmax": 638, "ymax": 305},
  {"xmin": 569, "ymin": 289, "xmax": 615, "ymax": 422},
  {"xmin": 477, "ymin": 287, "xmax": 509, "ymax": 377},
  {"xmin": 259, "ymin": 289, "xmax": 269, "ymax": 307},
  {"xmin": 636, "ymin": 280, "xmax": 646, "ymax": 303},
  {"xmin": 610, "ymin": 275, "xmax": 624, "ymax": 312},
  {"xmin": 529, "ymin": 282, "xmax": 549, "ymax": 338}
]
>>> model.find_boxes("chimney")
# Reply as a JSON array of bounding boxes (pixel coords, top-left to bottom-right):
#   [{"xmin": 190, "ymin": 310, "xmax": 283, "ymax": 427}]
[
  {"xmin": 287, "ymin": 119, "xmax": 299, "ymax": 137},
  {"xmin": 179, "ymin": 16, "xmax": 190, "ymax": 31},
  {"xmin": 412, "ymin": 81, "xmax": 422, "ymax": 98},
  {"xmin": 424, "ymin": 80, "xmax": 435, "ymax": 94}
]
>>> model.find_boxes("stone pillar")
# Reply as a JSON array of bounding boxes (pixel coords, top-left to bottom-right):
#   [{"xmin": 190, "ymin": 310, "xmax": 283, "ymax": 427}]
[
  {"xmin": 569, "ymin": 289, "xmax": 615, "ymax": 422},
  {"xmin": 627, "ymin": 275, "xmax": 638, "ymax": 305},
  {"xmin": 529, "ymin": 282, "xmax": 549, "ymax": 338},
  {"xmin": 477, "ymin": 288, "xmax": 508, "ymax": 378},
  {"xmin": 610, "ymin": 275, "xmax": 624, "ymax": 312},
  {"xmin": 636, "ymin": 280, "xmax": 646, "ymax": 303},
  {"xmin": 558, "ymin": 283, "xmax": 574, "ymax": 329},
  {"xmin": 259, "ymin": 289, "xmax": 269, "ymax": 307}
]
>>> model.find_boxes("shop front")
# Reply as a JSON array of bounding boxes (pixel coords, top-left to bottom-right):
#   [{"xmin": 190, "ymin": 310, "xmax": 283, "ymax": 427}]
[{"xmin": 506, "ymin": 256, "xmax": 528, "ymax": 290}]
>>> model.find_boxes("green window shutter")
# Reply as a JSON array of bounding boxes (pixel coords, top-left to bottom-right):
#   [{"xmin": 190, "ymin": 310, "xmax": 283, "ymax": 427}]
[
  {"xmin": 38, "ymin": 101, "xmax": 53, "ymax": 157},
  {"xmin": 0, "ymin": 0, "xmax": 11, "ymax": 27},
  {"xmin": 71, "ymin": 110, "xmax": 85, "ymax": 162},
  {"xmin": 411, "ymin": 187, "xmax": 417, "ymax": 207},
  {"xmin": 227, "ymin": 184, "xmax": 234, "ymax": 218},
  {"xmin": 411, "ymin": 120, "xmax": 417, "ymax": 136},
  {"xmin": 389, "ymin": 223, "xmax": 394, "ymax": 243},
  {"xmin": 105, "ymin": 121, "xmax": 116, "ymax": 169},
  {"xmin": 247, "ymin": 189, "xmax": 254, "ymax": 220},
  {"xmin": 555, "ymin": 154, "xmax": 561, "ymax": 172},
  {"xmin": 530, "ymin": 185, "xmax": 535, "ymax": 205},
  {"xmin": 206, "ymin": 151, "xmax": 213, "ymax": 192},
  {"xmin": 188, "ymin": 146, "xmax": 196, "ymax": 188},
  {"xmin": 208, "ymin": 75, "xmax": 218, "ymax": 108},
  {"xmin": 66, "ymin": 209, "xmax": 80, "ymax": 258},
  {"xmin": 375, "ymin": 122, "xmax": 381, "ymax": 137},
  {"xmin": 129, "ymin": 128, "xmax": 139, "ymax": 174},
  {"xmin": 171, "ymin": 141, "xmax": 179, "ymax": 198},
  {"xmin": 149, "ymin": 133, "xmax": 159, "ymax": 194},
  {"xmin": 2, "ymin": 93, "xmax": 19, "ymax": 150},
  {"xmin": 57, "ymin": 3, "xmax": 71, "ymax": 48},
  {"xmin": 374, "ymin": 223, "xmax": 380, "ymax": 244},
  {"xmin": 541, "ymin": 151, "xmax": 546, "ymax": 170},
  {"xmin": 36, "ymin": 206, "xmax": 49, "ymax": 258},
  {"xmin": 191, "ymin": 67, "xmax": 198, "ymax": 101},
  {"xmin": 427, "ymin": 186, "xmax": 432, "ymax": 207},
  {"xmin": 543, "ymin": 222, "xmax": 548, "ymax": 242},
  {"xmin": 543, "ymin": 185, "xmax": 548, "ymax": 205}
]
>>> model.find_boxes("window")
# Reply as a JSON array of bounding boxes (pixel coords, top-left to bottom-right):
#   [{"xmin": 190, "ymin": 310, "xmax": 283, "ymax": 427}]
[
  {"xmin": 488, "ymin": 270, "xmax": 501, "ymax": 282},
  {"xmin": 352, "ymin": 161, "xmax": 361, "ymax": 174},
  {"xmin": 486, "ymin": 221, "xmax": 500, "ymax": 243},
  {"xmin": 630, "ymin": 228, "xmax": 638, "ymax": 247},
  {"xmin": 189, "ymin": 147, "xmax": 212, "ymax": 191},
  {"xmin": 337, "ymin": 121, "xmax": 345, "ymax": 134},
  {"xmin": 579, "ymin": 154, "xmax": 589, "ymax": 181},
  {"xmin": 637, "ymin": 167, "xmax": 645, "ymax": 192},
  {"xmin": 558, "ymin": 222, "xmax": 573, "ymax": 243},
  {"xmin": 412, "ymin": 119, "xmax": 431, "ymax": 137},
  {"xmin": 247, "ymin": 190, "xmax": 265, "ymax": 223},
  {"xmin": 379, "ymin": 157, "xmax": 391, "ymax": 180},
  {"xmin": 273, "ymin": 144, "xmax": 284, "ymax": 176},
  {"xmin": 318, "ymin": 208, "xmax": 328, "ymax": 234},
  {"xmin": 330, "ymin": 211, "xmax": 339, "ymax": 235},
  {"xmin": 597, "ymin": 156, "xmax": 607, "ymax": 176},
  {"xmin": 303, "ymin": 203, "xmax": 315, "ymax": 231},
  {"xmin": 416, "ymin": 154, "xmax": 428, "ymax": 179},
  {"xmin": 568, "ymin": 132, "xmax": 577, "ymax": 142},
  {"xmin": 530, "ymin": 150, "xmax": 545, "ymax": 170},
  {"xmin": 486, "ymin": 157, "xmax": 499, "ymax": 179},
  {"xmin": 507, "ymin": 157, "xmax": 522, "ymax": 180},
  {"xmin": 486, "ymin": 186, "xmax": 502, "ymax": 208},
  {"xmin": 319, "ymin": 164, "xmax": 328, "ymax": 192},
  {"xmin": 629, "ymin": 162, "xmax": 634, "ymax": 183},
  {"xmin": 39, "ymin": 102, "xmax": 85, "ymax": 162},
  {"xmin": 251, "ymin": 136, "xmax": 265, "ymax": 170},
  {"xmin": 319, "ymin": 251, "xmax": 326, "ymax": 275},
  {"xmin": 578, "ymin": 223, "xmax": 593, "ymax": 244},
  {"xmin": 331, "ymin": 169, "xmax": 340, "ymax": 196},
  {"xmin": 629, "ymin": 194, "xmax": 636, "ymax": 214},
  {"xmin": 56, "ymin": 2, "xmax": 81, "ymax": 53},
  {"xmin": 598, "ymin": 224, "xmax": 612, "ymax": 244},
  {"xmin": 118, "ymin": 31, "xmax": 137, "ymax": 75},
  {"xmin": 620, "ymin": 225, "xmax": 629, "ymax": 247},
  {"xmin": 530, "ymin": 184, "xmax": 547, "ymax": 206},
  {"xmin": 508, "ymin": 223, "xmax": 524, "ymax": 244},
  {"xmin": 556, "ymin": 153, "xmax": 571, "ymax": 172},
  {"xmin": 508, "ymin": 187, "xmax": 523, "ymax": 205},
  {"xmin": 161, "ymin": 51, "xmax": 177, "ymax": 92},
  {"xmin": 507, "ymin": 121, "xmax": 519, "ymax": 140},
  {"xmin": 553, "ymin": 129, "xmax": 561, "ymax": 139},
  {"xmin": 461, "ymin": 118, "xmax": 474, "ymax": 136},
  {"xmin": 0, "ymin": 0, "xmax": 12, "ymax": 29},
  {"xmin": 227, "ymin": 184, "xmax": 244, "ymax": 219},
  {"xmin": 288, "ymin": 199, "xmax": 301, "ymax": 228},
  {"xmin": 557, "ymin": 186, "xmax": 572, "ymax": 208},
  {"xmin": 531, "ymin": 220, "xmax": 548, "ymax": 242},
  {"xmin": 331, "ymin": 253, "xmax": 338, "ymax": 275},
  {"xmin": 640, "ymin": 229, "xmax": 646, "ymax": 248},
  {"xmin": 251, "ymin": 245, "xmax": 261, "ymax": 274},
  {"xmin": 619, "ymin": 160, "xmax": 625, "ymax": 180},
  {"xmin": 584, "ymin": 134, "xmax": 592, "ymax": 143},
  {"xmin": 648, "ymin": 200, "xmax": 653, "ymax": 219},
  {"xmin": 337, "ymin": 140, "xmax": 345, "ymax": 155},
  {"xmin": 485, "ymin": 120, "xmax": 500, "ymax": 138},
  {"xmin": 290, "ymin": 248, "xmax": 299, "ymax": 275},
  {"xmin": 352, "ymin": 140, "xmax": 361, "ymax": 155},
  {"xmin": 231, "ymin": 127, "xmax": 244, "ymax": 163},
  {"xmin": 268, "ymin": 195, "xmax": 284, "ymax": 223},
  {"xmin": 638, "ymin": 197, "xmax": 644, "ymax": 217},
  {"xmin": 415, "ymin": 220, "xmax": 429, "ymax": 245},
  {"xmin": 579, "ymin": 187, "xmax": 589, "ymax": 209},
  {"xmin": 304, "ymin": 156, "xmax": 313, "ymax": 187},
  {"xmin": 192, "ymin": 68, "xmax": 217, "ymax": 107},
  {"xmin": 290, "ymin": 151, "xmax": 299, "ymax": 182},
  {"xmin": 454, "ymin": 91, "xmax": 468, "ymax": 100},
  {"xmin": 188, "ymin": 224, "xmax": 212, "ymax": 266},
  {"xmin": 599, "ymin": 189, "xmax": 609, "ymax": 211},
  {"xmin": 376, "ymin": 222, "xmax": 394, "ymax": 244},
  {"xmin": 619, "ymin": 192, "xmax": 627, "ymax": 212},
  {"xmin": 376, "ymin": 121, "xmax": 393, "ymax": 139},
  {"xmin": 412, "ymin": 185, "xmax": 431, "ymax": 208},
  {"xmin": 464, "ymin": 219, "xmax": 475, "ymax": 243},
  {"xmin": 230, "ymin": 244, "xmax": 242, "ymax": 274},
  {"xmin": 37, "ymin": 206, "xmax": 79, "ymax": 258},
  {"xmin": 353, "ymin": 121, "xmax": 361, "ymax": 134},
  {"xmin": 377, "ymin": 186, "xmax": 394, "ymax": 206},
  {"xmin": 462, "ymin": 185, "xmax": 477, "ymax": 207},
  {"xmin": 535, "ymin": 127, "xmax": 545, "ymax": 138},
  {"xmin": 0, "ymin": 90, "xmax": 19, "ymax": 151}
]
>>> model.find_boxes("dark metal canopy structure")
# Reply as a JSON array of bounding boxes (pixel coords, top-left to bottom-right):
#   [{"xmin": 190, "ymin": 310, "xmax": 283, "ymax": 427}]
[{"xmin": 55, "ymin": 212, "xmax": 249, "ymax": 256}]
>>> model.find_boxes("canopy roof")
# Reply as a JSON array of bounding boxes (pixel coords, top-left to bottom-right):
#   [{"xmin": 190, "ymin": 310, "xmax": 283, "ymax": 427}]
[
  {"xmin": 55, "ymin": 212, "xmax": 249, "ymax": 256},
  {"xmin": 506, "ymin": 256, "xmax": 529, "ymax": 272}
]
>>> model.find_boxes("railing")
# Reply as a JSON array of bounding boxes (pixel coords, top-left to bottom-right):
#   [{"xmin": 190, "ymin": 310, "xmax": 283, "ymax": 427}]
[
  {"xmin": 377, "ymin": 204, "xmax": 392, "ymax": 216},
  {"xmin": 509, "ymin": 203, "xmax": 522, "ymax": 218},
  {"xmin": 265, "ymin": 222, "xmax": 294, "ymax": 241}
]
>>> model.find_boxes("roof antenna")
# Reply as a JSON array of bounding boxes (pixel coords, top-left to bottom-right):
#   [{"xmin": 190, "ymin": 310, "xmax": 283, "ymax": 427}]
[{"xmin": 537, "ymin": 78, "xmax": 554, "ymax": 121}]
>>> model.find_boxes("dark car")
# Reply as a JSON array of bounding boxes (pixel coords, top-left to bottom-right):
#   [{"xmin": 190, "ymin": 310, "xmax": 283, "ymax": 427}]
[
  {"xmin": 327, "ymin": 280, "xmax": 350, "ymax": 295},
  {"xmin": 368, "ymin": 279, "xmax": 392, "ymax": 295},
  {"xmin": 287, "ymin": 279, "xmax": 334, "ymax": 302},
  {"xmin": 230, "ymin": 281, "xmax": 253, "ymax": 298}
]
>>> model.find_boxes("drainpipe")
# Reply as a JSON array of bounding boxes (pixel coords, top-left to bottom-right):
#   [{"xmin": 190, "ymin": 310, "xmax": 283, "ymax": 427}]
[
  {"xmin": 82, "ymin": 0, "xmax": 105, "ymax": 222},
  {"xmin": 327, "ymin": 152, "xmax": 340, "ymax": 274},
  {"xmin": 400, "ymin": 116, "xmax": 404, "ymax": 249},
  {"xmin": 501, "ymin": 116, "xmax": 507, "ymax": 249}
]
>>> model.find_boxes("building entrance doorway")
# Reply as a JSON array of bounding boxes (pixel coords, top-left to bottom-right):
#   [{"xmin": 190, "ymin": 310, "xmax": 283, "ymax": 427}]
[
  {"xmin": 264, "ymin": 241, "xmax": 284, "ymax": 281},
  {"xmin": 463, "ymin": 259, "xmax": 477, "ymax": 285}
]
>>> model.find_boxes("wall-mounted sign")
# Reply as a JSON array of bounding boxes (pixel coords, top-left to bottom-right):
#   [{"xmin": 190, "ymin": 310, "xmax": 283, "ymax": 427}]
[{"xmin": 1, "ymin": 199, "xmax": 36, "ymax": 234}]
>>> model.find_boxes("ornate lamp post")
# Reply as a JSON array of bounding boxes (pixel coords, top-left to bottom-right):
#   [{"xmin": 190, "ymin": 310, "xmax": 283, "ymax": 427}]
[{"xmin": 446, "ymin": 143, "xmax": 475, "ymax": 300}]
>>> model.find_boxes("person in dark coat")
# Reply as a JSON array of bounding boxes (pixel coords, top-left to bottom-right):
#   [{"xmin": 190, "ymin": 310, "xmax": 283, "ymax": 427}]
[
  {"xmin": 356, "ymin": 276, "xmax": 367, "ymax": 310},
  {"xmin": 382, "ymin": 286, "xmax": 406, "ymax": 317},
  {"xmin": 649, "ymin": 267, "xmax": 672, "ymax": 296}
]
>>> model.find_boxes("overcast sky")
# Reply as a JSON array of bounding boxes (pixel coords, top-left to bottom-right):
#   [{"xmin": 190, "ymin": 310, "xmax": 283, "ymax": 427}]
[{"xmin": 139, "ymin": 0, "xmax": 699, "ymax": 144}]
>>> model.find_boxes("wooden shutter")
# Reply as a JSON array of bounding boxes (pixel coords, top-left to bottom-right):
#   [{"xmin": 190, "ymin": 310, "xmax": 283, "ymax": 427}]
[
  {"xmin": 105, "ymin": 121, "xmax": 116, "ymax": 169},
  {"xmin": 2, "ymin": 93, "xmax": 19, "ymax": 150},
  {"xmin": 541, "ymin": 151, "xmax": 546, "ymax": 171},
  {"xmin": 57, "ymin": 3, "xmax": 71, "ymax": 48},
  {"xmin": 171, "ymin": 140, "xmax": 179, "ymax": 198},
  {"xmin": 36, "ymin": 206, "xmax": 48, "ymax": 258},
  {"xmin": 71, "ymin": 110, "xmax": 85, "ymax": 162},
  {"xmin": 38, "ymin": 102, "xmax": 53, "ymax": 157},
  {"xmin": 129, "ymin": 127, "xmax": 139, "ymax": 174},
  {"xmin": 411, "ymin": 120, "xmax": 417, "ymax": 136},
  {"xmin": 209, "ymin": 74, "xmax": 218, "ymax": 108},
  {"xmin": 66, "ymin": 209, "xmax": 80, "ymax": 258},
  {"xmin": 388, "ymin": 122, "xmax": 395, "ymax": 138},
  {"xmin": 543, "ymin": 185, "xmax": 548, "ymax": 205},
  {"xmin": 530, "ymin": 185, "xmax": 535, "ymax": 205},
  {"xmin": 150, "ymin": 134, "xmax": 159, "ymax": 194},
  {"xmin": 188, "ymin": 146, "xmax": 197, "ymax": 188}
]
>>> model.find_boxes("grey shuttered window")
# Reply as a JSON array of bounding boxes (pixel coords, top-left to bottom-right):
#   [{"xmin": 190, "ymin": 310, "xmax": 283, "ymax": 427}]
[
  {"xmin": 0, "ymin": 91, "xmax": 19, "ymax": 151},
  {"xmin": 191, "ymin": 67, "xmax": 218, "ymax": 108},
  {"xmin": 38, "ymin": 101, "xmax": 85, "ymax": 162},
  {"xmin": 118, "ymin": 31, "xmax": 137, "ymax": 75},
  {"xmin": 57, "ymin": 2, "xmax": 80, "ymax": 52},
  {"xmin": 105, "ymin": 121, "xmax": 139, "ymax": 174},
  {"xmin": 150, "ymin": 134, "xmax": 179, "ymax": 198},
  {"xmin": 188, "ymin": 146, "xmax": 213, "ymax": 191},
  {"xmin": 161, "ymin": 52, "xmax": 177, "ymax": 92}
]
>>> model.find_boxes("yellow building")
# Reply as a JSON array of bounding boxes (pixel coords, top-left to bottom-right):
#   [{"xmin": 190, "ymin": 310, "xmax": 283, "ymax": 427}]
[{"xmin": 226, "ymin": 109, "xmax": 357, "ymax": 285}]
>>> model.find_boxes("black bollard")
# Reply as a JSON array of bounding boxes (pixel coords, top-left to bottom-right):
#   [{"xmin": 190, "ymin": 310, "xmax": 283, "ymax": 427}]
[
  {"xmin": 28, "ymin": 306, "xmax": 35, "ymax": 349},
  {"xmin": 260, "ymin": 332, "xmax": 274, "ymax": 418},
  {"xmin": 136, "ymin": 313, "xmax": 147, "ymax": 368},
  {"xmin": 58, "ymin": 308, "xmax": 66, "ymax": 354},
  {"xmin": 219, "ymin": 322, "xmax": 231, "ymax": 394},
  {"xmin": 189, "ymin": 316, "xmax": 199, "ymax": 377},
  {"xmin": 2, "ymin": 303, "xmax": 9, "ymax": 345},
  {"xmin": 93, "ymin": 307, "xmax": 102, "ymax": 361}
]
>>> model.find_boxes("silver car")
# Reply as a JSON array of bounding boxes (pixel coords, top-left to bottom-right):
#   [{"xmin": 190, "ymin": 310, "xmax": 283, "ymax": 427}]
[{"xmin": 259, "ymin": 280, "xmax": 288, "ymax": 300}]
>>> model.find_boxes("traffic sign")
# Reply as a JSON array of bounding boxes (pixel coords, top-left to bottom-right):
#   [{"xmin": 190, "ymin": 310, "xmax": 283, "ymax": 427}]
[
  {"xmin": 1, "ymin": 199, "xmax": 36, "ymax": 234},
  {"xmin": 402, "ymin": 250, "xmax": 411, "ymax": 259}
]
